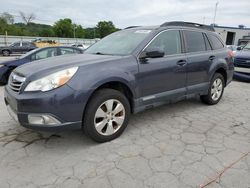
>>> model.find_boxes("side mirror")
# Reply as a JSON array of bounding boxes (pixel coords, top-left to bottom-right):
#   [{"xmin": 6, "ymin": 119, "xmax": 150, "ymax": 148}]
[
  {"xmin": 139, "ymin": 47, "xmax": 165, "ymax": 60},
  {"xmin": 237, "ymin": 46, "xmax": 243, "ymax": 51}
]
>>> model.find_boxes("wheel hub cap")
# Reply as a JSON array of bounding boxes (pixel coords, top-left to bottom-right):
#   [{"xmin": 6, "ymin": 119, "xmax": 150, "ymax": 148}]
[
  {"xmin": 211, "ymin": 78, "xmax": 223, "ymax": 101},
  {"xmin": 94, "ymin": 99, "xmax": 125, "ymax": 136}
]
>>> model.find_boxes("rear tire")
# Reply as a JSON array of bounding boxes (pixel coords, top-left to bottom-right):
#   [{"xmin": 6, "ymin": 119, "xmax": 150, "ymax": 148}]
[
  {"xmin": 83, "ymin": 89, "xmax": 130, "ymax": 142},
  {"xmin": 201, "ymin": 73, "xmax": 225, "ymax": 105}
]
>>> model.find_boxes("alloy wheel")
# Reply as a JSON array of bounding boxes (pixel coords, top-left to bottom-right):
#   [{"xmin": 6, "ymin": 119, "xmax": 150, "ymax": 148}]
[{"xmin": 94, "ymin": 99, "xmax": 125, "ymax": 136}]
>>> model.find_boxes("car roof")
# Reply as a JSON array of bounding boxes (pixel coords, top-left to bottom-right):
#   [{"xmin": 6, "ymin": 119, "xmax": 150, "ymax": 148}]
[{"xmin": 124, "ymin": 21, "xmax": 215, "ymax": 33}]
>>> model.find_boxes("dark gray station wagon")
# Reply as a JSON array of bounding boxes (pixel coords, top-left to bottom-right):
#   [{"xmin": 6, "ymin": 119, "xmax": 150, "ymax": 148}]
[{"xmin": 4, "ymin": 22, "xmax": 234, "ymax": 142}]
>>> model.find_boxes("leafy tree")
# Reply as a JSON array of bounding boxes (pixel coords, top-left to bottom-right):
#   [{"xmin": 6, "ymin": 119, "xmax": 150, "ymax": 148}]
[
  {"xmin": 96, "ymin": 21, "xmax": 118, "ymax": 38},
  {"xmin": 74, "ymin": 25, "xmax": 85, "ymax": 38},
  {"xmin": 1, "ymin": 12, "xmax": 14, "ymax": 24},
  {"xmin": 39, "ymin": 28, "xmax": 55, "ymax": 37},
  {"xmin": 53, "ymin": 18, "xmax": 74, "ymax": 38},
  {"xmin": 0, "ymin": 18, "xmax": 8, "ymax": 33},
  {"xmin": 84, "ymin": 28, "xmax": 97, "ymax": 39}
]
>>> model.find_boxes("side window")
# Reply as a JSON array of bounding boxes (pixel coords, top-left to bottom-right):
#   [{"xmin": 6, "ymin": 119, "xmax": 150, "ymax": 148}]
[
  {"xmin": 31, "ymin": 48, "xmax": 57, "ymax": 60},
  {"xmin": 146, "ymin": 30, "xmax": 182, "ymax": 55},
  {"xmin": 203, "ymin": 34, "xmax": 212, "ymax": 50},
  {"xmin": 22, "ymin": 42, "xmax": 30, "ymax": 47},
  {"xmin": 11, "ymin": 42, "xmax": 20, "ymax": 47},
  {"xmin": 184, "ymin": 31, "xmax": 206, "ymax": 53},
  {"xmin": 208, "ymin": 34, "xmax": 224, "ymax": 50},
  {"xmin": 60, "ymin": 48, "xmax": 75, "ymax": 55}
]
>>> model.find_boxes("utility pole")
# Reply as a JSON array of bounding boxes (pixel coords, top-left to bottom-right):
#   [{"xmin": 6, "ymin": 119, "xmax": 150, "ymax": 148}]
[
  {"xmin": 213, "ymin": 2, "xmax": 219, "ymax": 27},
  {"xmin": 73, "ymin": 26, "xmax": 76, "ymax": 42},
  {"xmin": 202, "ymin": 17, "xmax": 206, "ymax": 24}
]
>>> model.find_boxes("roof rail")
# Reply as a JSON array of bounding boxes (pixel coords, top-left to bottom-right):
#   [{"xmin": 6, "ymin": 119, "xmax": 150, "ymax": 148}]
[
  {"xmin": 124, "ymin": 26, "xmax": 140, "ymax": 29},
  {"xmin": 160, "ymin": 21, "xmax": 215, "ymax": 32}
]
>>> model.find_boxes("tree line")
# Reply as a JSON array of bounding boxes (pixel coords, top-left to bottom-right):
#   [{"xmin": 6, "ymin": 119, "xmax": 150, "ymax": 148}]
[{"xmin": 0, "ymin": 12, "xmax": 120, "ymax": 39}]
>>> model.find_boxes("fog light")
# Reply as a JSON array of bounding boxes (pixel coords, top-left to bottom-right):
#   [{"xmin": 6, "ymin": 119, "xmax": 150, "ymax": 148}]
[{"xmin": 28, "ymin": 114, "xmax": 61, "ymax": 125}]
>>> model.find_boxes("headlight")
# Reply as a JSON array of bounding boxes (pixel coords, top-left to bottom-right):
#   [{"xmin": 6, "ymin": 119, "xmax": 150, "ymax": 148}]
[
  {"xmin": 25, "ymin": 67, "xmax": 78, "ymax": 92},
  {"xmin": 0, "ymin": 64, "xmax": 4, "ymax": 68}
]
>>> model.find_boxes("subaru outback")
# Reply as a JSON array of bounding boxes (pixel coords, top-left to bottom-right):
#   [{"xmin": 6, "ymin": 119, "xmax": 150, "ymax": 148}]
[{"xmin": 4, "ymin": 22, "xmax": 234, "ymax": 142}]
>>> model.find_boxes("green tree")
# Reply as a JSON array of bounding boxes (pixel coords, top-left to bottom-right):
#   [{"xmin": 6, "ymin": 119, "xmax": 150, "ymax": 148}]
[
  {"xmin": 1, "ymin": 12, "xmax": 14, "ymax": 24},
  {"xmin": 39, "ymin": 28, "xmax": 55, "ymax": 37},
  {"xmin": 96, "ymin": 21, "xmax": 118, "ymax": 38},
  {"xmin": 53, "ymin": 18, "xmax": 74, "ymax": 38},
  {"xmin": 74, "ymin": 25, "xmax": 85, "ymax": 38}
]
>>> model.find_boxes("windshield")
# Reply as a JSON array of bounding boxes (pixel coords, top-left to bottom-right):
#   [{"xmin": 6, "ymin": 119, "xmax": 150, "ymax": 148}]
[
  {"xmin": 85, "ymin": 29, "xmax": 152, "ymax": 56},
  {"xmin": 243, "ymin": 43, "xmax": 250, "ymax": 50}
]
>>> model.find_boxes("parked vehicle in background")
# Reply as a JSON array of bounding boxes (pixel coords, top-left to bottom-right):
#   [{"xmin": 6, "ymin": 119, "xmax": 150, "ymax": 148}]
[
  {"xmin": 0, "ymin": 46, "xmax": 83, "ymax": 85},
  {"xmin": 0, "ymin": 41, "xmax": 37, "ymax": 56},
  {"xmin": 4, "ymin": 22, "xmax": 234, "ymax": 142},
  {"xmin": 234, "ymin": 42, "xmax": 250, "ymax": 82},
  {"xmin": 71, "ymin": 43, "xmax": 89, "ymax": 50}
]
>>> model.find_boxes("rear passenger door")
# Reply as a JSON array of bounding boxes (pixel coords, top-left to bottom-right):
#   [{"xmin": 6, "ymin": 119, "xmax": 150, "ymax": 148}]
[{"xmin": 183, "ymin": 30, "xmax": 213, "ymax": 94}]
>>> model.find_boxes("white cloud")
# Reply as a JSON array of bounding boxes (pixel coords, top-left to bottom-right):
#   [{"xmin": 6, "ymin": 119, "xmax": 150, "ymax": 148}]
[{"xmin": 1, "ymin": 0, "xmax": 250, "ymax": 28}]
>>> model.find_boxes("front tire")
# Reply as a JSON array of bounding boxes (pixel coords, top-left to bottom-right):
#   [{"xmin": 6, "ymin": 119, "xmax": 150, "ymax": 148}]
[
  {"xmin": 201, "ymin": 73, "xmax": 225, "ymax": 105},
  {"xmin": 83, "ymin": 89, "xmax": 130, "ymax": 142},
  {"xmin": 2, "ymin": 50, "xmax": 10, "ymax": 56}
]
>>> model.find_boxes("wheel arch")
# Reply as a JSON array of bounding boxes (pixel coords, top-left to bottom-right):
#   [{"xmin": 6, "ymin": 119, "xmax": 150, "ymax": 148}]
[{"xmin": 88, "ymin": 80, "xmax": 135, "ymax": 113}]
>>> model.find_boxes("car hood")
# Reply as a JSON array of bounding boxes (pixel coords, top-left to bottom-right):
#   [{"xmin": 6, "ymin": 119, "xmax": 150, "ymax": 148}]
[
  {"xmin": 235, "ymin": 50, "xmax": 250, "ymax": 59},
  {"xmin": 0, "ymin": 58, "xmax": 19, "ymax": 66},
  {"xmin": 0, "ymin": 58, "xmax": 29, "ymax": 67},
  {"xmin": 15, "ymin": 53, "xmax": 125, "ymax": 77}
]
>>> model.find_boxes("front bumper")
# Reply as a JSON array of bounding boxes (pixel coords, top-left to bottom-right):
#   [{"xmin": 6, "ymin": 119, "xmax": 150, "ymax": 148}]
[
  {"xmin": 233, "ymin": 67, "xmax": 250, "ymax": 82},
  {"xmin": 4, "ymin": 84, "xmax": 89, "ymax": 131}
]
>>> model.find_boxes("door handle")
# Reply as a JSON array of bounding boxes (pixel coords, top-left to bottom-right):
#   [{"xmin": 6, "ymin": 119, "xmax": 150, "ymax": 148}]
[
  {"xmin": 176, "ymin": 60, "xmax": 187, "ymax": 66},
  {"xmin": 209, "ymin": 56, "xmax": 215, "ymax": 61}
]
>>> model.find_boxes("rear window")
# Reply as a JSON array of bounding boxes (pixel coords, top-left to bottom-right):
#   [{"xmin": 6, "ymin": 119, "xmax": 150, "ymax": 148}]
[
  {"xmin": 184, "ymin": 31, "xmax": 206, "ymax": 53},
  {"xmin": 208, "ymin": 34, "xmax": 224, "ymax": 50}
]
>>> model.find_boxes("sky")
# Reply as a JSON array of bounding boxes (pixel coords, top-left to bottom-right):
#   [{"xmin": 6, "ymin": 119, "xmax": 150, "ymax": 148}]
[{"xmin": 1, "ymin": 0, "xmax": 250, "ymax": 28}]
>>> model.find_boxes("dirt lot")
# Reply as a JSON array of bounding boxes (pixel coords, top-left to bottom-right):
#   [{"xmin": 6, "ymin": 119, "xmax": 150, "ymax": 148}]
[{"xmin": 0, "ymin": 78, "xmax": 249, "ymax": 187}]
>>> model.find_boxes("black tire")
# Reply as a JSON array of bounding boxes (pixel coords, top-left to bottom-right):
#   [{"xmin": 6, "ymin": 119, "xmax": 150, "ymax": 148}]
[
  {"xmin": 201, "ymin": 73, "xmax": 225, "ymax": 105},
  {"xmin": 2, "ymin": 50, "xmax": 10, "ymax": 56},
  {"xmin": 83, "ymin": 89, "xmax": 130, "ymax": 142}
]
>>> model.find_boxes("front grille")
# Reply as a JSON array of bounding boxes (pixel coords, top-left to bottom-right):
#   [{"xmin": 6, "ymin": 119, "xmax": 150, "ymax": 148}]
[
  {"xmin": 8, "ymin": 73, "xmax": 26, "ymax": 93},
  {"xmin": 234, "ymin": 58, "xmax": 250, "ymax": 68}
]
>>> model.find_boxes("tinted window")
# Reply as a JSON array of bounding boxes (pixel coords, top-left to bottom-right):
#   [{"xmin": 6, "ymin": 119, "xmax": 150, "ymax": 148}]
[
  {"xmin": 31, "ymin": 48, "xmax": 57, "ymax": 60},
  {"xmin": 208, "ymin": 34, "xmax": 224, "ymax": 50},
  {"xmin": 22, "ymin": 42, "xmax": 30, "ymax": 47},
  {"xmin": 184, "ymin": 31, "xmax": 206, "ymax": 53},
  {"xmin": 147, "ymin": 30, "xmax": 181, "ymax": 55},
  {"xmin": 11, "ymin": 42, "xmax": 20, "ymax": 47},
  {"xmin": 203, "ymin": 34, "xmax": 212, "ymax": 50}
]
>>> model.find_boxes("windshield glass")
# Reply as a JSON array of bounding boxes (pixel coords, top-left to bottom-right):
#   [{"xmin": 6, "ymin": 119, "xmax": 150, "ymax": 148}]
[
  {"xmin": 85, "ymin": 29, "xmax": 152, "ymax": 56},
  {"xmin": 243, "ymin": 43, "xmax": 250, "ymax": 50}
]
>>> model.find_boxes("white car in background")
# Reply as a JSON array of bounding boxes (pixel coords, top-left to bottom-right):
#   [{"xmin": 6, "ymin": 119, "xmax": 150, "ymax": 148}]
[{"xmin": 71, "ymin": 43, "xmax": 90, "ymax": 50}]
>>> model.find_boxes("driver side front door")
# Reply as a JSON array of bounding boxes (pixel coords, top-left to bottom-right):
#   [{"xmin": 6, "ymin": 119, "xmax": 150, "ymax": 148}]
[{"xmin": 137, "ymin": 30, "xmax": 187, "ymax": 104}]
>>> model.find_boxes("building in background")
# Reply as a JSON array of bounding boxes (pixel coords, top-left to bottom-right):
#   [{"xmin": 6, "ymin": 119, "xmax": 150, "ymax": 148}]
[{"xmin": 214, "ymin": 25, "xmax": 250, "ymax": 46}]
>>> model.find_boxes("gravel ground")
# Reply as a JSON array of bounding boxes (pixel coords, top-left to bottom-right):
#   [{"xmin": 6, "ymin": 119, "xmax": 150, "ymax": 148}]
[{"xmin": 0, "ymin": 79, "xmax": 249, "ymax": 188}]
